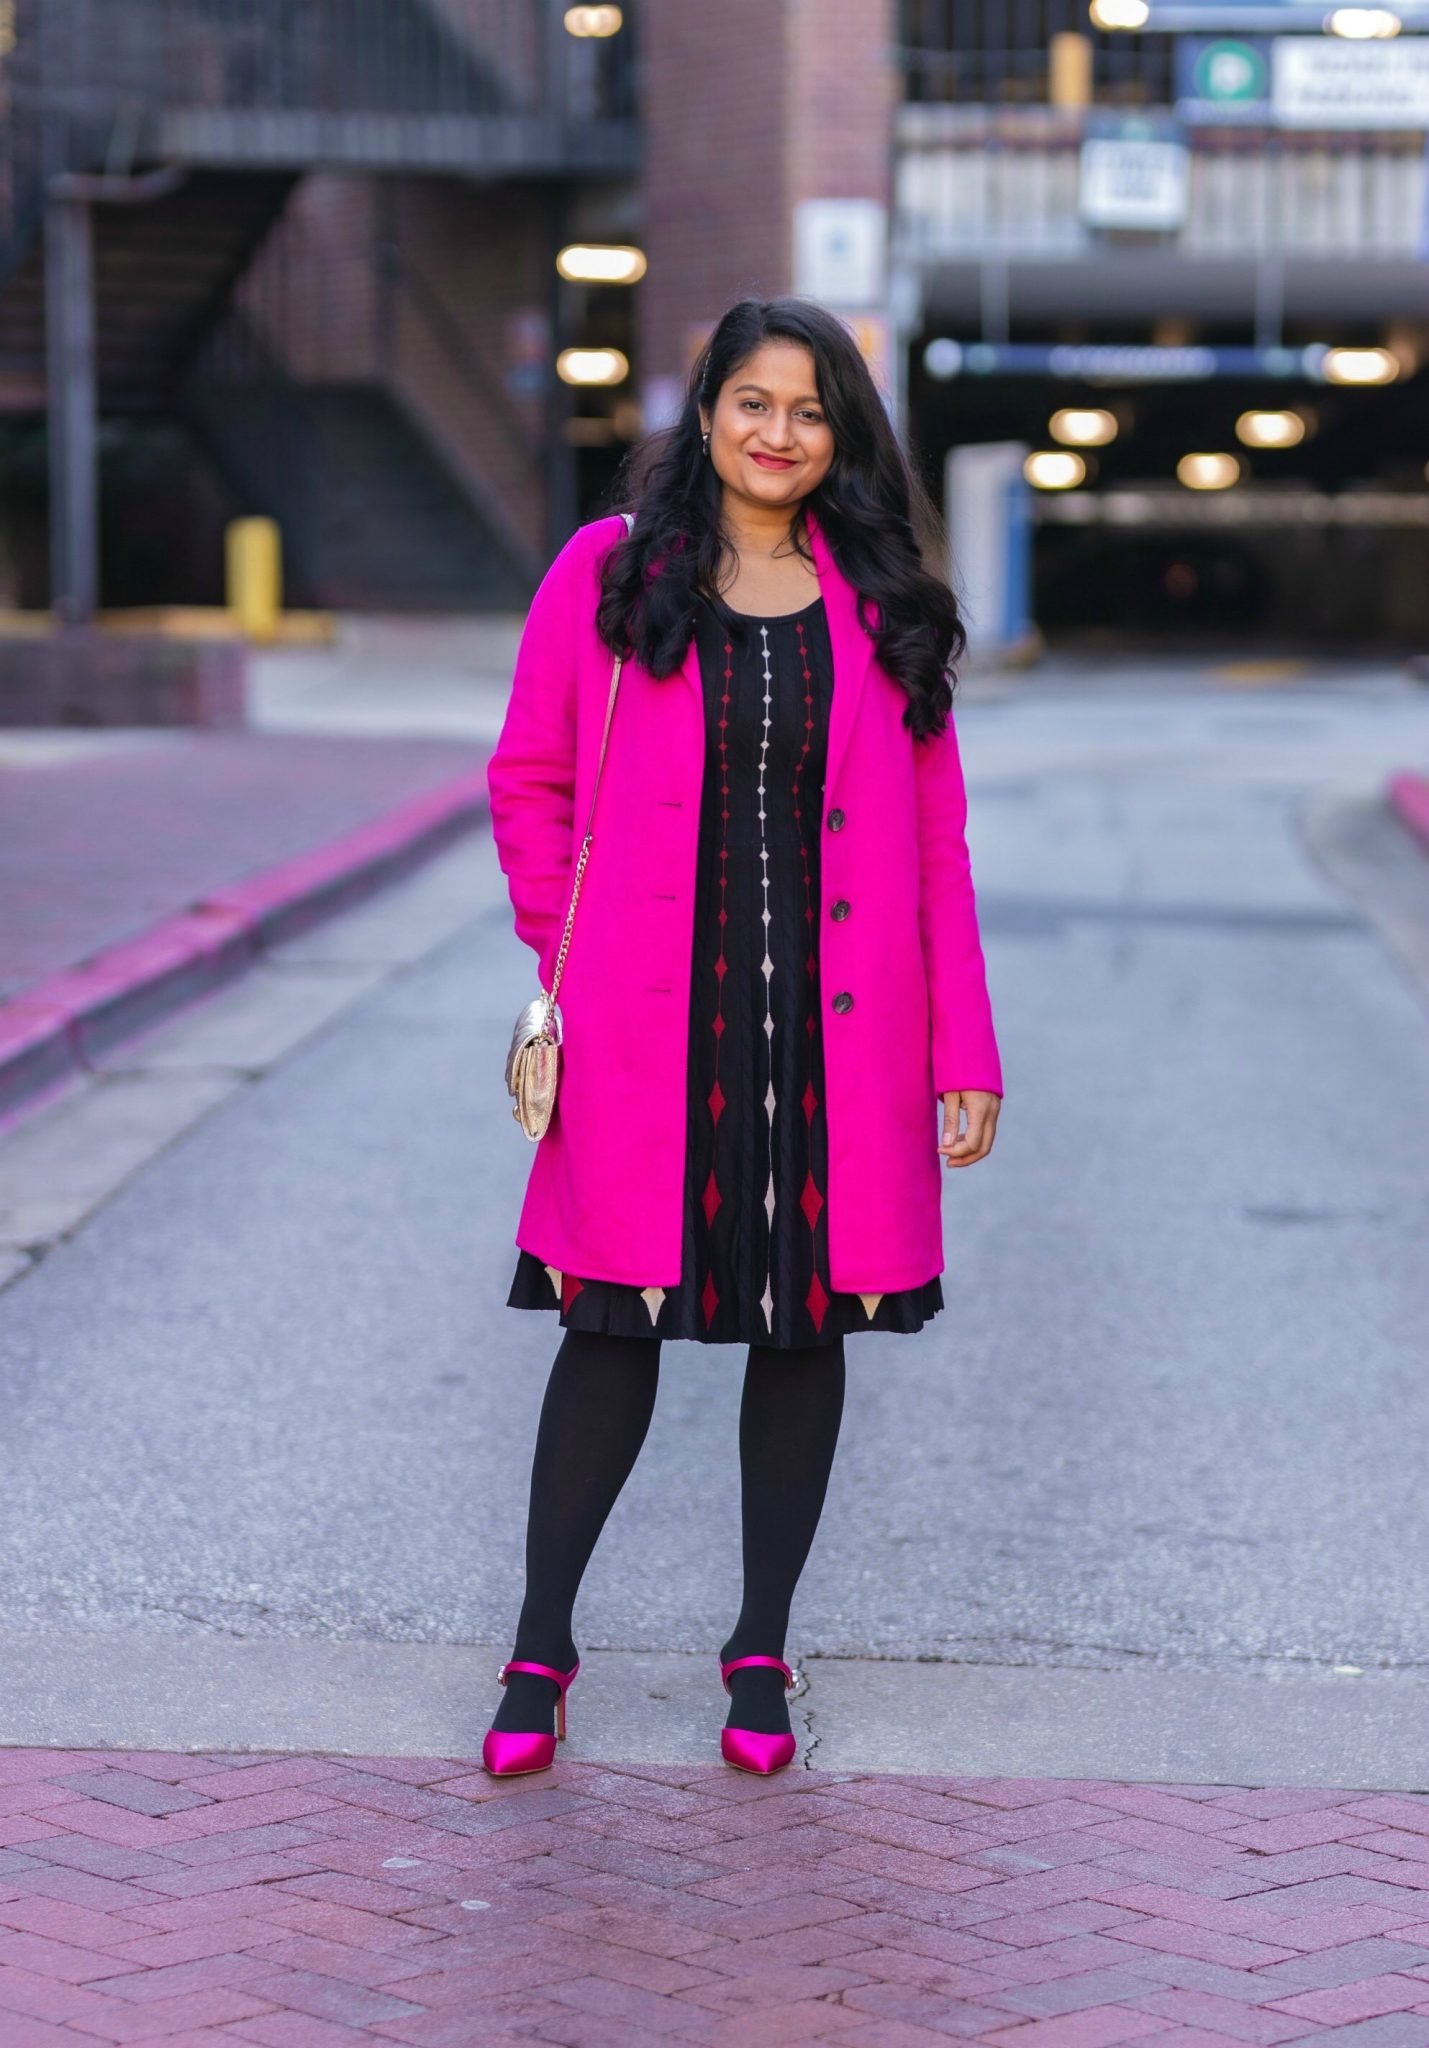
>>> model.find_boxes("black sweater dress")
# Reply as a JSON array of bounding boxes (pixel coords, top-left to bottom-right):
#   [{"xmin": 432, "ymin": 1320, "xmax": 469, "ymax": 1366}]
[{"xmin": 507, "ymin": 589, "xmax": 944, "ymax": 1349}]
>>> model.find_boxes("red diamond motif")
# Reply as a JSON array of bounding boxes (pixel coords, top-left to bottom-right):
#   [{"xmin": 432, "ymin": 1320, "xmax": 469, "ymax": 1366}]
[
  {"xmin": 712, "ymin": 1012, "xmax": 725, "ymax": 1038},
  {"xmin": 701, "ymin": 1271, "xmax": 719, "ymax": 1328},
  {"xmin": 806, "ymin": 1271, "xmax": 828, "ymax": 1335},
  {"xmin": 702, "ymin": 1167, "xmax": 722, "ymax": 1225},
  {"xmin": 707, "ymin": 1078, "xmax": 726, "ymax": 1126},
  {"xmin": 800, "ymin": 1170, "xmax": 824, "ymax": 1231},
  {"xmin": 802, "ymin": 1079, "xmax": 818, "ymax": 1122},
  {"xmin": 561, "ymin": 1273, "xmax": 585, "ymax": 1313}
]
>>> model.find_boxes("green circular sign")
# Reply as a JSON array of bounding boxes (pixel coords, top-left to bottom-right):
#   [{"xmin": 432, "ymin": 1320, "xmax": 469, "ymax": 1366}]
[{"xmin": 1192, "ymin": 40, "xmax": 1267, "ymax": 105}]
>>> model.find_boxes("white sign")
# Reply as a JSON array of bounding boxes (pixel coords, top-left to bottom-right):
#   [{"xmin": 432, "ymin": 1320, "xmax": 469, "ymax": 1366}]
[
  {"xmin": 1078, "ymin": 137, "xmax": 1190, "ymax": 231},
  {"xmin": 1272, "ymin": 37, "xmax": 1429, "ymax": 130},
  {"xmin": 792, "ymin": 199, "xmax": 887, "ymax": 308}
]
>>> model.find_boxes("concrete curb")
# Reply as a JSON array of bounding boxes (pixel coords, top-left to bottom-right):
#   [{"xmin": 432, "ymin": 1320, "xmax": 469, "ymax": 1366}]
[
  {"xmin": 1387, "ymin": 768, "xmax": 1429, "ymax": 855},
  {"xmin": 2, "ymin": 1637, "xmax": 1425, "ymax": 1790},
  {"xmin": 0, "ymin": 762, "xmax": 491, "ymax": 1123}
]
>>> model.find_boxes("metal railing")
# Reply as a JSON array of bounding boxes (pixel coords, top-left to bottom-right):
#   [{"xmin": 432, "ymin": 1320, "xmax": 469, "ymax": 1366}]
[
  {"xmin": 0, "ymin": 0, "xmax": 637, "ymax": 278},
  {"xmin": 900, "ymin": 0, "xmax": 1173, "ymax": 107},
  {"xmin": 896, "ymin": 106, "xmax": 1429, "ymax": 259}
]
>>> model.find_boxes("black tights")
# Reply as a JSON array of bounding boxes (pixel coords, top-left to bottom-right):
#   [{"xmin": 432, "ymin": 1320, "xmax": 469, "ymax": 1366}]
[{"xmin": 492, "ymin": 1325, "xmax": 846, "ymax": 1738}]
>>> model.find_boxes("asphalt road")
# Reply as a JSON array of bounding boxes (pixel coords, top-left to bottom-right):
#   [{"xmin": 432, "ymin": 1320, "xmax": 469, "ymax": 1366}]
[{"xmin": 4, "ymin": 669, "xmax": 1429, "ymax": 1704}]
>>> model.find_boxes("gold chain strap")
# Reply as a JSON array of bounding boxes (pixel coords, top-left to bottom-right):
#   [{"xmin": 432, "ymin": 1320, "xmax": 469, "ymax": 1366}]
[{"xmin": 542, "ymin": 646, "xmax": 624, "ymax": 1030}]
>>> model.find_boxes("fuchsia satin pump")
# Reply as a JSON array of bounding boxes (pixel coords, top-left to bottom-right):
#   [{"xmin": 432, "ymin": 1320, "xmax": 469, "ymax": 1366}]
[
  {"xmin": 481, "ymin": 1659, "xmax": 580, "ymax": 1778},
  {"xmin": 719, "ymin": 1655, "xmax": 799, "ymax": 1775}
]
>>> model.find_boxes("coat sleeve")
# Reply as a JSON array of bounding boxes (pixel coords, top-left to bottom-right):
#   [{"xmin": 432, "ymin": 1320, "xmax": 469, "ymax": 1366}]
[
  {"xmin": 486, "ymin": 531, "xmax": 586, "ymax": 992},
  {"xmin": 913, "ymin": 706, "xmax": 1004, "ymax": 1099}
]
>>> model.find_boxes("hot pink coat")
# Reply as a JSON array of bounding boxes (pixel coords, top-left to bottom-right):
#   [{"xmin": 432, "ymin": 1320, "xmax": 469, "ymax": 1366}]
[{"xmin": 486, "ymin": 502, "xmax": 1003, "ymax": 1294}]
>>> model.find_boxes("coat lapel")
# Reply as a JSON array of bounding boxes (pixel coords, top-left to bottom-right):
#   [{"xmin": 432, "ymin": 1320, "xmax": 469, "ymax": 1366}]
[{"xmin": 674, "ymin": 499, "xmax": 874, "ymax": 799}]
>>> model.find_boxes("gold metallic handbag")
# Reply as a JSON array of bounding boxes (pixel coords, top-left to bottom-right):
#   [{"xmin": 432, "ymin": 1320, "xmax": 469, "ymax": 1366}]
[{"xmin": 504, "ymin": 512, "xmax": 633, "ymax": 1140}]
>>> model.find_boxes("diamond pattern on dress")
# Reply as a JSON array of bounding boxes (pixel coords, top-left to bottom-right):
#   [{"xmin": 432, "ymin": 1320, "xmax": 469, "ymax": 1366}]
[
  {"xmin": 800, "ymin": 1170, "xmax": 824, "ymax": 1231},
  {"xmin": 702, "ymin": 1166, "xmax": 722, "ymax": 1225},
  {"xmin": 701, "ymin": 1270, "xmax": 719, "ymax": 1329}
]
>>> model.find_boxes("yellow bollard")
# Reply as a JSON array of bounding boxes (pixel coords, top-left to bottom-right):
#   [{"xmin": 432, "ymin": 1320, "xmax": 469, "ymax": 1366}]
[
  {"xmin": 1049, "ymin": 32, "xmax": 1093, "ymax": 110},
  {"xmin": 225, "ymin": 516, "xmax": 283, "ymax": 644}
]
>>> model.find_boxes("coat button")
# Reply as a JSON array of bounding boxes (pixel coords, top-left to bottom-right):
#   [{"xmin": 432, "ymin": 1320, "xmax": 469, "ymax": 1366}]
[
  {"xmin": 832, "ymin": 990, "xmax": 854, "ymax": 1014},
  {"xmin": 830, "ymin": 899, "xmax": 850, "ymax": 921},
  {"xmin": 827, "ymin": 807, "xmax": 845, "ymax": 831}
]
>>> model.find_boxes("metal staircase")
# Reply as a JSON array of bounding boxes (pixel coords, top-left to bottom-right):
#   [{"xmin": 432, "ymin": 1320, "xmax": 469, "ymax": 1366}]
[{"xmin": 0, "ymin": 0, "xmax": 637, "ymax": 611}]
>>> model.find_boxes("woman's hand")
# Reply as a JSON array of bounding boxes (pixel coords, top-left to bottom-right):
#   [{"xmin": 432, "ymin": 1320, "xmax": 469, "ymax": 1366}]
[{"xmin": 938, "ymin": 1090, "xmax": 1000, "ymax": 1168}]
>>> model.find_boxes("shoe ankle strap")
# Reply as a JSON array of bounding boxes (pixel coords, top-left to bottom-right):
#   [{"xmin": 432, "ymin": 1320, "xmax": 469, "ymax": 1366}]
[
  {"xmin": 721, "ymin": 1655, "xmax": 795, "ymax": 1693},
  {"xmin": 497, "ymin": 1659, "xmax": 579, "ymax": 1691}
]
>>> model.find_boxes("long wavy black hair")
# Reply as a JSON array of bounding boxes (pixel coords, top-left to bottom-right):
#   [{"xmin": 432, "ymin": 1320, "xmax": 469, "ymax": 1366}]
[{"xmin": 596, "ymin": 296, "xmax": 965, "ymax": 740}]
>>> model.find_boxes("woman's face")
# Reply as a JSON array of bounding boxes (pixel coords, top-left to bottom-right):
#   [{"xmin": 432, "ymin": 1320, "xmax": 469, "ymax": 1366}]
[{"xmin": 699, "ymin": 340, "xmax": 835, "ymax": 515}]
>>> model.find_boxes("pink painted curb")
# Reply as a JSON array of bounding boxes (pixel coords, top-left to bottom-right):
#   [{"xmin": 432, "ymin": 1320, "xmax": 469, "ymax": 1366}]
[
  {"xmin": 1388, "ymin": 769, "xmax": 1429, "ymax": 855},
  {"xmin": 0, "ymin": 761, "xmax": 491, "ymax": 1120}
]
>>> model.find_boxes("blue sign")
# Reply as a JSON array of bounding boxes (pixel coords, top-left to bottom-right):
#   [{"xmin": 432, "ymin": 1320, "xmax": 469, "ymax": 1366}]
[
  {"xmin": 1175, "ymin": 37, "xmax": 1271, "ymax": 123},
  {"xmin": 1146, "ymin": 4, "xmax": 1429, "ymax": 22},
  {"xmin": 925, "ymin": 341, "xmax": 1340, "ymax": 382}
]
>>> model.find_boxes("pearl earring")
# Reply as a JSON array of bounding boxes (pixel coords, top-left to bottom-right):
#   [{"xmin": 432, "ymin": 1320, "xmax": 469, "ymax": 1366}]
[{"xmin": 701, "ymin": 429, "xmax": 709, "ymax": 456}]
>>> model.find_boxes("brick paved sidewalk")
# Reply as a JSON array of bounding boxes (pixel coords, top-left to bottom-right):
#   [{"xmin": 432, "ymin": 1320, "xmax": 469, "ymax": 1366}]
[
  {"xmin": 0, "ymin": 734, "xmax": 488, "ymax": 999},
  {"xmin": 2, "ymin": 1748, "xmax": 1429, "ymax": 2047}
]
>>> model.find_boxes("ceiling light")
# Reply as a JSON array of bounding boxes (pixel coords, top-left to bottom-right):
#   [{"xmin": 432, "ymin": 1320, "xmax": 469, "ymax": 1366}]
[
  {"xmin": 1049, "ymin": 407, "xmax": 1118, "ymax": 447},
  {"xmin": 556, "ymin": 244, "xmax": 647, "ymax": 284},
  {"xmin": 1236, "ymin": 410, "xmax": 1306, "ymax": 449},
  {"xmin": 1324, "ymin": 8, "xmax": 1401, "ymax": 35},
  {"xmin": 923, "ymin": 338, "xmax": 964, "ymax": 380},
  {"xmin": 1177, "ymin": 452, "xmax": 1241, "ymax": 491},
  {"xmin": 564, "ymin": 5, "xmax": 623, "ymax": 34},
  {"xmin": 1025, "ymin": 450, "xmax": 1088, "ymax": 490},
  {"xmin": 1322, "ymin": 346, "xmax": 1399, "ymax": 385},
  {"xmin": 556, "ymin": 347, "xmax": 629, "ymax": 387},
  {"xmin": 1089, "ymin": 0, "xmax": 1150, "ymax": 26}
]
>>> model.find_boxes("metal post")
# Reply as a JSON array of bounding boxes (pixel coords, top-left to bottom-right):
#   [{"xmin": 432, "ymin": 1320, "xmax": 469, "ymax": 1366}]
[
  {"xmin": 544, "ymin": 180, "xmax": 578, "ymax": 557},
  {"xmin": 543, "ymin": 0, "xmax": 568, "ymax": 122},
  {"xmin": 44, "ymin": 190, "xmax": 99, "ymax": 624},
  {"xmin": 1253, "ymin": 250, "xmax": 1285, "ymax": 354}
]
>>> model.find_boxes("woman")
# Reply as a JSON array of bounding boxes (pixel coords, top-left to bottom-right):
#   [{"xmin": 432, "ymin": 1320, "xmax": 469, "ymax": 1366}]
[{"xmin": 483, "ymin": 295, "xmax": 1002, "ymax": 1778}]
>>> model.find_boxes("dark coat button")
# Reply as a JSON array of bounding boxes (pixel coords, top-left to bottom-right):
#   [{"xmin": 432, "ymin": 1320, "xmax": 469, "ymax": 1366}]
[
  {"xmin": 827, "ymin": 807, "xmax": 845, "ymax": 831},
  {"xmin": 831, "ymin": 899, "xmax": 850, "ymax": 921},
  {"xmin": 832, "ymin": 990, "xmax": 854, "ymax": 1014}
]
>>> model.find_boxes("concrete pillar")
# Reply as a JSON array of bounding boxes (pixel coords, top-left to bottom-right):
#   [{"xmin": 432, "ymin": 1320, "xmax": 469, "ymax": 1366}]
[
  {"xmin": 44, "ymin": 193, "xmax": 100, "ymax": 623},
  {"xmin": 638, "ymin": 0, "xmax": 899, "ymax": 431}
]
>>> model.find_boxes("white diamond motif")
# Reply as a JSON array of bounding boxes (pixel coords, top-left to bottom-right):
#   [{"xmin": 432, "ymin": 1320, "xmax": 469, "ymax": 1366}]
[{"xmin": 757, "ymin": 624, "xmax": 777, "ymax": 1334}]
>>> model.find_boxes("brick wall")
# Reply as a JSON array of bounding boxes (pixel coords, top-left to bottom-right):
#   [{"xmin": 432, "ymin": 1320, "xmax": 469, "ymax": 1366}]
[
  {"xmin": 384, "ymin": 175, "xmax": 550, "ymax": 561},
  {"xmin": 233, "ymin": 170, "xmax": 549, "ymax": 565},
  {"xmin": 640, "ymin": 0, "xmax": 897, "ymax": 409}
]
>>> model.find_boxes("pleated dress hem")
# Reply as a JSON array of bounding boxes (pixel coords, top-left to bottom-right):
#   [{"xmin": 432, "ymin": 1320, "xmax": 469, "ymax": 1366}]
[{"xmin": 507, "ymin": 1244, "xmax": 944, "ymax": 1348}]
